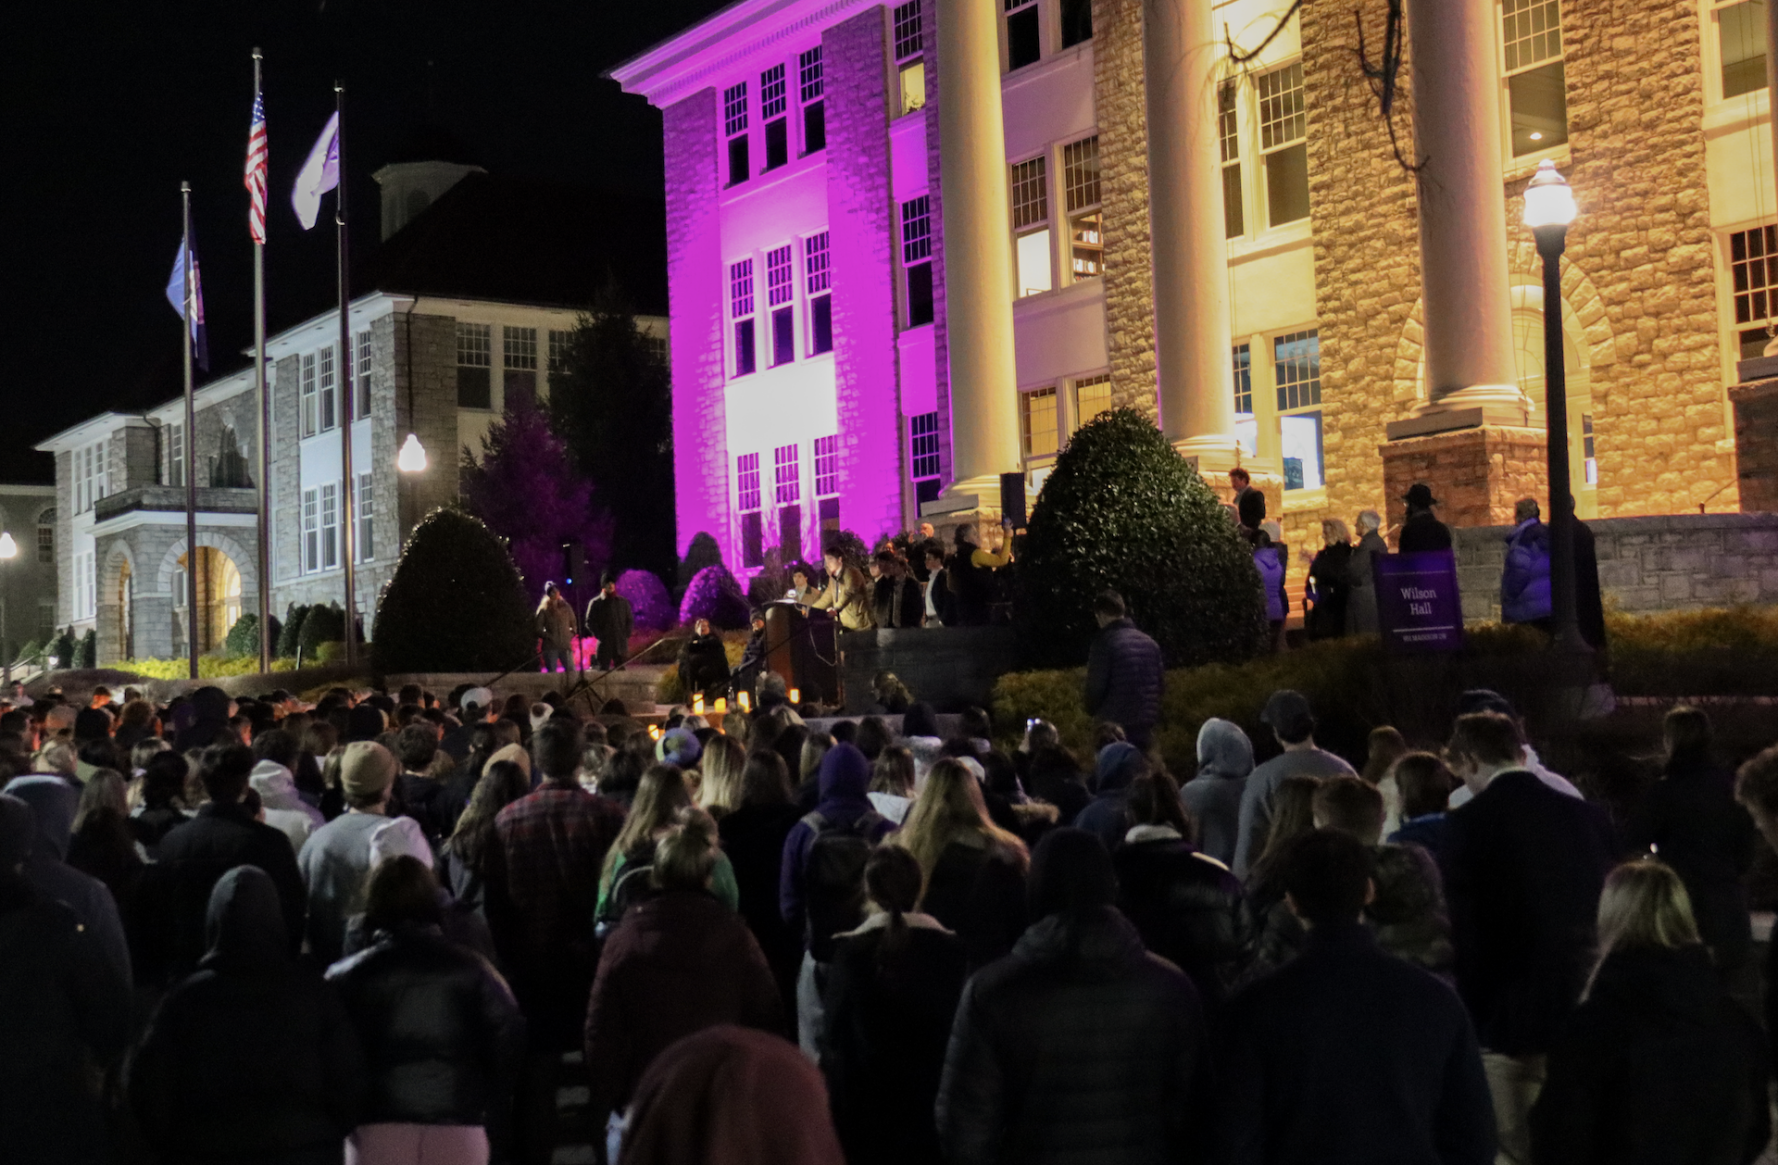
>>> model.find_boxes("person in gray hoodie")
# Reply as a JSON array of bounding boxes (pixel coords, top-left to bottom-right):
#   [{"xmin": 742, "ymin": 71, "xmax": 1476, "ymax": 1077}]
[
  {"xmin": 252, "ymin": 729, "xmax": 326, "ymax": 854},
  {"xmin": 4, "ymin": 773, "xmax": 133, "ymax": 984},
  {"xmin": 1181, "ymin": 719, "xmax": 1254, "ymax": 869}
]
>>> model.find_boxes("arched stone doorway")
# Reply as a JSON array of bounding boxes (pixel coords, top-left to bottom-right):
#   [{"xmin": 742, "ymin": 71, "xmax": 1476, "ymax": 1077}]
[
  {"xmin": 96, "ymin": 543, "xmax": 136, "ymax": 665},
  {"xmin": 173, "ymin": 547, "xmax": 243, "ymax": 656}
]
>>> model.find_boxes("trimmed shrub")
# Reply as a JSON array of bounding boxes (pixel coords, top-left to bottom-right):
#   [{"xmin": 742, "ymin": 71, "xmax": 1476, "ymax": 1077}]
[
  {"xmin": 618, "ymin": 569, "xmax": 675, "ymax": 632},
  {"xmin": 1014, "ymin": 408, "xmax": 1269, "ymax": 669},
  {"xmin": 679, "ymin": 564, "xmax": 751, "ymax": 630},
  {"xmin": 373, "ymin": 508, "xmax": 536, "ymax": 673},
  {"xmin": 223, "ymin": 613, "xmax": 282, "ymax": 660},
  {"xmin": 49, "ymin": 628, "xmax": 76, "ymax": 669},
  {"xmin": 277, "ymin": 605, "xmax": 311, "ymax": 658},
  {"xmin": 77, "ymin": 630, "xmax": 97, "ymax": 670},
  {"xmin": 298, "ymin": 605, "xmax": 347, "ymax": 659},
  {"xmin": 678, "ymin": 532, "xmax": 724, "ymax": 594}
]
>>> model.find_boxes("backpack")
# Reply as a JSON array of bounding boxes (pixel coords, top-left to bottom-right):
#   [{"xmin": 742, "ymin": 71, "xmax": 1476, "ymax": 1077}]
[
  {"xmin": 594, "ymin": 844, "xmax": 659, "ymax": 940},
  {"xmin": 801, "ymin": 809, "xmax": 887, "ymax": 962}
]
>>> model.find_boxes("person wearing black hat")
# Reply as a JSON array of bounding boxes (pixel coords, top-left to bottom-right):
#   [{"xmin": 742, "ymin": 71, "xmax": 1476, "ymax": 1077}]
[
  {"xmin": 1398, "ymin": 483, "xmax": 1454, "ymax": 552},
  {"xmin": 935, "ymin": 828, "xmax": 1205, "ymax": 1165},
  {"xmin": 1232, "ymin": 690, "xmax": 1356, "ymax": 880},
  {"xmin": 586, "ymin": 573, "xmax": 635, "ymax": 672}
]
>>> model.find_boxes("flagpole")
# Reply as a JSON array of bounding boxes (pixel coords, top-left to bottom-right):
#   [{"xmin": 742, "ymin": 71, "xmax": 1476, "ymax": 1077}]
[
  {"xmin": 254, "ymin": 49, "xmax": 272, "ymax": 677},
  {"xmin": 335, "ymin": 81, "xmax": 359, "ymax": 668},
  {"xmin": 181, "ymin": 183, "xmax": 200, "ymax": 681}
]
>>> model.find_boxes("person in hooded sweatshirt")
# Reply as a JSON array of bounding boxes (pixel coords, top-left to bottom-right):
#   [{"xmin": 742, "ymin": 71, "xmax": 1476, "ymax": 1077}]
[
  {"xmin": 4, "ymin": 772, "xmax": 133, "ymax": 984},
  {"xmin": 0, "ymin": 793, "xmax": 132, "ymax": 1165},
  {"xmin": 252, "ymin": 728, "xmax": 327, "ymax": 854},
  {"xmin": 1529, "ymin": 859, "xmax": 1770, "ymax": 1165},
  {"xmin": 936, "ymin": 828, "xmax": 1206, "ymax": 1165},
  {"xmin": 1181, "ymin": 718, "xmax": 1254, "ymax": 868},
  {"xmin": 1072, "ymin": 740, "xmax": 1150, "ymax": 853},
  {"xmin": 130, "ymin": 865, "xmax": 368, "ymax": 1165}
]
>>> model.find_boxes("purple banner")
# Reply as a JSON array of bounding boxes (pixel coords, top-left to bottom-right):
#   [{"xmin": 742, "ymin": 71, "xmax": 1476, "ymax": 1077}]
[{"xmin": 1373, "ymin": 550, "xmax": 1465, "ymax": 653}]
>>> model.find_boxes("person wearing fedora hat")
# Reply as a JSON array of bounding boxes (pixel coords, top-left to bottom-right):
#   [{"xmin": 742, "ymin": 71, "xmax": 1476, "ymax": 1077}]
[{"xmin": 1398, "ymin": 483, "xmax": 1453, "ymax": 553}]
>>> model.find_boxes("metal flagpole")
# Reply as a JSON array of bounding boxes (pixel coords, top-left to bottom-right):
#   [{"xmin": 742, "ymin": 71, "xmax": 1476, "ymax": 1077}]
[
  {"xmin": 335, "ymin": 81, "xmax": 359, "ymax": 667},
  {"xmin": 181, "ymin": 184, "xmax": 200, "ymax": 680},
  {"xmin": 254, "ymin": 49, "xmax": 273, "ymax": 676}
]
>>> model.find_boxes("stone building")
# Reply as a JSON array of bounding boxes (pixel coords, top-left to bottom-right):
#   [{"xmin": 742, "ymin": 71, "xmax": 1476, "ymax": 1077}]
[
  {"xmin": 612, "ymin": 0, "xmax": 1774, "ymax": 585},
  {"xmin": 36, "ymin": 160, "xmax": 667, "ymax": 664},
  {"xmin": 0, "ymin": 483, "xmax": 58, "ymax": 666}
]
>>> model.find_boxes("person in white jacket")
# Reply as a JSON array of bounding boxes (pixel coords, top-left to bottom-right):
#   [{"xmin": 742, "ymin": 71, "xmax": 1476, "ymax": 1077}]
[{"xmin": 249, "ymin": 728, "xmax": 325, "ymax": 853}]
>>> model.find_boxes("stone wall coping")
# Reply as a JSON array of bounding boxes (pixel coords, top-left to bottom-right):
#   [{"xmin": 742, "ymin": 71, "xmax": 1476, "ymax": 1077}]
[
  {"xmin": 1452, "ymin": 512, "xmax": 1778, "ymax": 541},
  {"xmin": 93, "ymin": 484, "xmax": 259, "ymax": 521},
  {"xmin": 1729, "ymin": 378, "xmax": 1778, "ymax": 404}
]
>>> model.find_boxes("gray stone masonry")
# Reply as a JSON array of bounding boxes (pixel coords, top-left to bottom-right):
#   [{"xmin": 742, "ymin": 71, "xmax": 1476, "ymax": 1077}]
[
  {"xmin": 1452, "ymin": 512, "xmax": 1778, "ymax": 623},
  {"xmin": 271, "ymin": 352, "xmax": 303, "ymax": 587},
  {"xmin": 53, "ymin": 451, "xmax": 72, "ymax": 629}
]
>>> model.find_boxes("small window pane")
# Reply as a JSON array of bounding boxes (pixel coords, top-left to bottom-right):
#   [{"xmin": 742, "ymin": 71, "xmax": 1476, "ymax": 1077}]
[
  {"xmin": 1232, "ymin": 344, "xmax": 1253, "ymax": 414},
  {"xmin": 804, "ymin": 101, "xmax": 826, "ymax": 152},
  {"xmin": 1273, "ymin": 329, "xmax": 1322, "ymax": 411},
  {"xmin": 1060, "ymin": 0, "xmax": 1092, "ymax": 46},
  {"xmin": 1063, "ymin": 137, "xmax": 1100, "ymax": 211},
  {"xmin": 1017, "ymin": 229, "xmax": 1053, "ymax": 297},
  {"xmin": 1069, "ymin": 212, "xmax": 1103, "ymax": 281},
  {"xmin": 1223, "ymin": 163, "xmax": 1245, "ymax": 238},
  {"xmin": 457, "ymin": 366, "xmax": 491, "ymax": 409},
  {"xmin": 893, "ymin": 0, "xmax": 924, "ymax": 60},
  {"xmin": 1265, "ymin": 143, "xmax": 1310, "ymax": 226},
  {"xmin": 810, "ymin": 295, "xmax": 833, "ymax": 354},
  {"xmin": 1280, "ymin": 411, "xmax": 1324, "ymax": 491},
  {"xmin": 906, "ymin": 262, "xmax": 934, "ymax": 327},
  {"xmin": 1720, "ymin": 1, "xmax": 1768, "ymax": 98},
  {"xmin": 734, "ymin": 319, "xmax": 757, "ymax": 376},
  {"xmin": 1257, "ymin": 63, "xmax": 1306, "ymax": 150},
  {"xmin": 728, "ymin": 136, "xmax": 750, "ymax": 185},
  {"xmin": 1007, "ymin": 4, "xmax": 1040, "ymax": 70},
  {"xmin": 1011, "ymin": 156, "xmax": 1048, "ymax": 229},
  {"xmin": 761, "ymin": 64, "xmax": 787, "ymax": 120},
  {"xmin": 1021, "ymin": 387, "xmax": 1059, "ymax": 457},
  {"xmin": 1074, "ymin": 374, "xmax": 1112, "ymax": 427},
  {"xmin": 800, "ymin": 48, "xmax": 825, "ymax": 103},
  {"xmin": 772, "ymin": 306, "xmax": 796, "ymax": 366},
  {"xmin": 1508, "ymin": 60, "xmax": 1569, "ymax": 155},
  {"xmin": 1502, "ymin": 0, "xmax": 1563, "ymax": 72},
  {"xmin": 910, "ymin": 412, "xmax": 942, "ymax": 480},
  {"xmin": 764, "ymin": 118, "xmax": 789, "ymax": 169},
  {"xmin": 900, "ymin": 61, "xmax": 926, "ymax": 116},
  {"xmin": 723, "ymin": 83, "xmax": 749, "ymax": 136}
]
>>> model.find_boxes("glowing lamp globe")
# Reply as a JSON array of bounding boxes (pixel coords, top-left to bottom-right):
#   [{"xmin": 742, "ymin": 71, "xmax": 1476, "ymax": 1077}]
[
  {"xmin": 0, "ymin": 531, "xmax": 16, "ymax": 559},
  {"xmin": 397, "ymin": 432, "xmax": 428, "ymax": 473},
  {"xmin": 1522, "ymin": 160, "xmax": 1577, "ymax": 230}
]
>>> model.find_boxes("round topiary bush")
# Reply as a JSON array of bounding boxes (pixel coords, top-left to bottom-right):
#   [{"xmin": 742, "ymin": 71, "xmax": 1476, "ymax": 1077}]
[
  {"xmin": 678, "ymin": 564, "xmax": 751, "ymax": 630},
  {"xmin": 277, "ymin": 605, "xmax": 310, "ymax": 658},
  {"xmin": 223, "ymin": 613, "xmax": 282, "ymax": 660},
  {"xmin": 677, "ymin": 531, "xmax": 723, "ymax": 595},
  {"xmin": 373, "ymin": 508, "xmax": 535, "ymax": 673},
  {"xmin": 1014, "ymin": 407, "xmax": 1269, "ymax": 668},
  {"xmin": 298, "ymin": 605, "xmax": 347, "ymax": 660},
  {"xmin": 618, "ymin": 569, "xmax": 675, "ymax": 632}
]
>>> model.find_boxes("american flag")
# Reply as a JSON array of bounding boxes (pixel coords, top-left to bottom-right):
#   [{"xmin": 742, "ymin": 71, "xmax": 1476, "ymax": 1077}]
[{"xmin": 244, "ymin": 91, "xmax": 268, "ymax": 243}]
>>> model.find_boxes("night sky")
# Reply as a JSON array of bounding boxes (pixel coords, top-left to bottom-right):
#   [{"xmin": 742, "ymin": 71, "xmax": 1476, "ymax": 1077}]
[{"xmin": 1, "ymin": 0, "xmax": 726, "ymax": 483}]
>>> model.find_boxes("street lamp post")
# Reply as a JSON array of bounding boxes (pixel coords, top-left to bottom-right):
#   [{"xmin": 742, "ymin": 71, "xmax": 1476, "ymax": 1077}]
[
  {"xmin": 1523, "ymin": 160, "xmax": 1590, "ymax": 657},
  {"xmin": 0, "ymin": 531, "xmax": 17, "ymax": 688}
]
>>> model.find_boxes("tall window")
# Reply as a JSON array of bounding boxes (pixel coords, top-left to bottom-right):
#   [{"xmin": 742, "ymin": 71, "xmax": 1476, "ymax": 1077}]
[
  {"xmin": 36, "ymin": 512, "xmax": 53, "ymax": 564},
  {"xmin": 910, "ymin": 411, "xmax": 942, "ymax": 504},
  {"xmin": 1012, "ymin": 156, "xmax": 1052, "ymax": 296},
  {"xmin": 1074, "ymin": 374, "xmax": 1111, "ymax": 430},
  {"xmin": 1219, "ymin": 80, "xmax": 1244, "ymax": 238},
  {"xmin": 300, "ymin": 352, "xmax": 319, "ymax": 436},
  {"xmin": 320, "ymin": 481, "xmax": 340, "ymax": 570},
  {"xmin": 767, "ymin": 245, "xmax": 796, "ymax": 366},
  {"xmin": 1005, "ymin": 0, "xmax": 1040, "ymax": 70},
  {"xmin": 1063, "ymin": 137, "xmax": 1103, "ymax": 282},
  {"xmin": 548, "ymin": 329, "xmax": 572, "ymax": 389},
  {"xmin": 737, "ymin": 452, "xmax": 764, "ymax": 568},
  {"xmin": 814, "ymin": 434, "xmax": 841, "ymax": 532},
  {"xmin": 504, "ymin": 326, "xmax": 538, "ymax": 400},
  {"xmin": 805, "ymin": 231, "xmax": 833, "ymax": 355},
  {"xmin": 301, "ymin": 488, "xmax": 320, "ymax": 573},
  {"xmin": 75, "ymin": 441, "xmax": 108, "ymax": 514},
  {"xmin": 731, "ymin": 259, "xmax": 757, "ymax": 376},
  {"xmin": 1021, "ymin": 387, "xmax": 1059, "ymax": 458},
  {"xmin": 902, "ymin": 196, "xmax": 935, "ymax": 327},
  {"xmin": 74, "ymin": 551, "xmax": 95, "ymax": 620},
  {"xmin": 166, "ymin": 421, "xmax": 186, "ymax": 487},
  {"xmin": 1060, "ymin": 0, "xmax": 1092, "ymax": 47},
  {"xmin": 1717, "ymin": 1, "xmax": 1769, "ymax": 98},
  {"xmin": 1232, "ymin": 344, "xmax": 1256, "ymax": 454},
  {"xmin": 724, "ymin": 82, "xmax": 750, "ymax": 186},
  {"xmin": 1258, "ymin": 63, "xmax": 1309, "ymax": 226},
  {"xmin": 894, "ymin": 1, "xmax": 926, "ymax": 116},
  {"xmin": 774, "ymin": 443, "xmax": 803, "ymax": 562},
  {"xmin": 1502, "ymin": 0, "xmax": 1568, "ymax": 155},
  {"xmin": 354, "ymin": 330, "xmax": 374, "ymax": 419},
  {"xmin": 1274, "ymin": 330, "xmax": 1323, "ymax": 491},
  {"xmin": 1582, "ymin": 414, "xmax": 1597, "ymax": 485},
  {"xmin": 356, "ymin": 472, "xmax": 375, "ymax": 563},
  {"xmin": 457, "ymin": 323, "xmax": 492, "ymax": 408},
  {"xmin": 761, "ymin": 64, "xmax": 789, "ymax": 170},
  {"xmin": 319, "ymin": 344, "xmax": 337, "ymax": 432},
  {"xmin": 1731, "ymin": 225, "xmax": 1778, "ymax": 360},
  {"xmin": 800, "ymin": 48, "xmax": 827, "ymax": 153}
]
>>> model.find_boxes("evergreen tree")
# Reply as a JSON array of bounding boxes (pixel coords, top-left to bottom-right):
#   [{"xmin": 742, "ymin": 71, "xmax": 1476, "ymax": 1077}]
[
  {"xmin": 373, "ymin": 509, "xmax": 535, "ymax": 673},
  {"xmin": 462, "ymin": 381, "xmax": 612, "ymax": 596},
  {"xmin": 551, "ymin": 284, "xmax": 675, "ymax": 582}
]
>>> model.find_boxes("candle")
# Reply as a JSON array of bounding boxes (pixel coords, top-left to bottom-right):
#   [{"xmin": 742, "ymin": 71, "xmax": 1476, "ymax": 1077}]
[
  {"xmin": 649, "ymin": 724, "xmax": 662, "ymax": 741},
  {"xmin": 692, "ymin": 694, "xmax": 705, "ymax": 714},
  {"xmin": 714, "ymin": 697, "xmax": 728, "ymax": 713},
  {"xmin": 789, "ymin": 687, "xmax": 802, "ymax": 704},
  {"xmin": 738, "ymin": 691, "xmax": 752, "ymax": 713}
]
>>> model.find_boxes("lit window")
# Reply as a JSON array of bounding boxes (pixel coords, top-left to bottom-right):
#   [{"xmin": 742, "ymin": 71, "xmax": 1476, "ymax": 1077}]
[
  {"xmin": 74, "ymin": 440, "xmax": 109, "ymax": 515},
  {"xmin": 800, "ymin": 47, "xmax": 826, "ymax": 152},
  {"xmin": 767, "ymin": 245, "xmax": 796, "ymax": 366},
  {"xmin": 301, "ymin": 353, "xmax": 318, "ymax": 436},
  {"xmin": 301, "ymin": 488, "xmax": 320, "ymax": 573},
  {"xmin": 1011, "ymin": 155, "xmax": 1051, "ymax": 297},
  {"xmin": 1005, "ymin": 0, "xmax": 1040, "ymax": 70},
  {"xmin": 775, "ymin": 443, "xmax": 803, "ymax": 561},
  {"xmin": 731, "ymin": 259, "xmax": 757, "ymax": 376},
  {"xmin": 1258, "ymin": 63, "xmax": 1309, "ymax": 226},
  {"xmin": 1021, "ymin": 387, "xmax": 1059, "ymax": 458},
  {"xmin": 910, "ymin": 411, "xmax": 942, "ymax": 504},
  {"xmin": 1731, "ymin": 225, "xmax": 1778, "ymax": 361},
  {"xmin": 724, "ymin": 82, "xmax": 750, "ymax": 185},
  {"xmin": 320, "ymin": 481, "xmax": 339, "ymax": 570},
  {"xmin": 902, "ymin": 196, "xmax": 935, "ymax": 327},
  {"xmin": 505, "ymin": 326, "xmax": 538, "ymax": 401},
  {"xmin": 1502, "ymin": 0, "xmax": 1568, "ymax": 155},
  {"xmin": 1060, "ymin": 0, "xmax": 1092, "ymax": 47},
  {"xmin": 1274, "ymin": 330, "xmax": 1322, "ymax": 491},
  {"xmin": 319, "ymin": 344, "xmax": 337, "ymax": 431},
  {"xmin": 738, "ymin": 453, "xmax": 763, "ymax": 568},
  {"xmin": 1073, "ymin": 374, "xmax": 1112, "ymax": 429},
  {"xmin": 761, "ymin": 64, "xmax": 789, "ymax": 170},
  {"xmin": 357, "ymin": 472, "xmax": 374, "ymax": 562},
  {"xmin": 1232, "ymin": 344, "xmax": 1256, "ymax": 455},
  {"xmin": 894, "ymin": 1, "xmax": 926, "ymax": 116},
  {"xmin": 457, "ymin": 323, "xmax": 491, "ymax": 409},
  {"xmin": 1718, "ymin": 1, "xmax": 1769, "ymax": 98},
  {"xmin": 805, "ymin": 231, "xmax": 833, "ymax": 355},
  {"xmin": 1219, "ymin": 80, "xmax": 1244, "ymax": 238},
  {"xmin": 1582, "ymin": 414, "xmax": 1597, "ymax": 486},
  {"xmin": 354, "ymin": 330, "xmax": 374, "ymax": 419},
  {"xmin": 814, "ymin": 434, "xmax": 841, "ymax": 533},
  {"xmin": 1063, "ymin": 137, "xmax": 1102, "ymax": 282}
]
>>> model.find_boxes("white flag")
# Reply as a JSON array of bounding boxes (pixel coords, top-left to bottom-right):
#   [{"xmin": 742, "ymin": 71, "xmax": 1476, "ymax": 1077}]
[{"xmin": 291, "ymin": 111, "xmax": 340, "ymax": 231}]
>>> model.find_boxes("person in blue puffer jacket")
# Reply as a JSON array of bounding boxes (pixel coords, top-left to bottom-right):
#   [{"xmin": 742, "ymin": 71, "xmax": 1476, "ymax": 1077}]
[{"xmin": 1501, "ymin": 498, "xmax": 1553, "ymax": 629}]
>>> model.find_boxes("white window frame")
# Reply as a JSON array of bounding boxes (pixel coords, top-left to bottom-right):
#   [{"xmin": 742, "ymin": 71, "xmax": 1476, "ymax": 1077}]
[
  {"xmin": 356, "ymin": 472, "xmax": 375, "ymax": 563},
  {"xmin": 320, "ymin": 481, "xmax": 340, "ymax": 571},
  {"xmin": 1497, "ymin": 0, "xmax": 1569, "ymax": 162},
  {"xmin": 318, "ymin": 344, "xmax": 338, "ymax": 433},
  {"xmin": 1273, "ymin": 328, "xmax": 1325, "ymax": 495},
  {"xmin": 804, "ymin": 230, "xmax": 833, "ymax": 355},
  {"xmin": 302, "ymin": 488, "xmax": 320, "ymax": 574},
  {"xmin": 1707, "ymin": 0, "xmax": 1770, "ymax": 103},
  {"xmin": 730, "ymin": 258, "xmax": 758, "ymax": 377},
  {"xmin": 300, "ymin": 352, "xmax": 319, "ymax": 437},
  {"xmin": 1011, "ymin": 153, "xmax": 1053, "ymax": 297},
  {"xmin": 354, "ymin": 330, "xmax": 374, "ymax": 419},
  {"xmin": 1061, "ymin": 136, "xmax": 1102, "ymax": 285},
  {"xmin": 1256, "ymin": 61, "xmax": 1310, "ymax": 229},
  {"xmin": 166, "ymin": 420, "xmax": 186, "ymax": 487},
  {"xmin": 893, "ymin": 0, "xmax": 927, "ymax": 116}
]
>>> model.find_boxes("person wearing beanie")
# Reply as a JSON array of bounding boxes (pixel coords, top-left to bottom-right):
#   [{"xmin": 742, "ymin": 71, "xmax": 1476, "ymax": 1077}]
[
  {"xmin": 936, "ymin": 828, "xmax": 1205, "ymax": 1165},
  {"xmin": 1073, "ymin": 741, "xmax": 1152, "ymax": 853},
  {"xmin": 298, "ymin": 741, "xmax": 409, "ymax": 965},
  {"xmin": 0, "ymin": 793, "xmax": 132, "ymax": 1165},
  {"xmin": 656, "ymin": 726, "xmax": 703, "ymax": 770}
]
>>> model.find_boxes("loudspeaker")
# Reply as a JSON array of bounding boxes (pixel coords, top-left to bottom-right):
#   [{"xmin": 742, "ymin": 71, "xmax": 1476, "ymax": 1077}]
[
  {"xmin": 999, "ymin": 472, "xmax": 1028, "ymax": 529},
  {"xmin": 561, "ymin": 541, "xmax": 586, "ymax": 589}
]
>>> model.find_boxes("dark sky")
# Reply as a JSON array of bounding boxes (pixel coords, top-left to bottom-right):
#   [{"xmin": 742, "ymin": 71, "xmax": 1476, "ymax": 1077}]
[{"xmin": 1, "ymin": 0, "xmax": 726, "ymax": 484}]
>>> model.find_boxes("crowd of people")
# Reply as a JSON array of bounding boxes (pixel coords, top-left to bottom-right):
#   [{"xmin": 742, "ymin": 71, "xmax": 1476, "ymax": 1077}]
[{"xmin": 3, "ymin": 656, "xmax": 1777, "ymax": 1165}]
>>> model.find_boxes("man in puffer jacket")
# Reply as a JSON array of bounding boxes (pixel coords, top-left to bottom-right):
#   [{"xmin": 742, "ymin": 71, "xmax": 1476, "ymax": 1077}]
[
  {"xmin": 1500, "ymin": 498, "xmax": 1553, "ymax": 629},
  {"xmin": 936, "ymin": 828, "xmax": 1205, "ymax": 1165},
  {"xmin": 1083, "ymin": 591, "xmax": 1165, "ymax": 750}
]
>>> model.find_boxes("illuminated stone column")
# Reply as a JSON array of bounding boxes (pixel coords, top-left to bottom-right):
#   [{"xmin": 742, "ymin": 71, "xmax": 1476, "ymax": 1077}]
[
  {"xmin": 932, "ymin": 0, "xmax": 1021, "ymax": 510},
  {"xmin": 1144, "ymin": 0, "xmax": 1239, "ymax": 469}
]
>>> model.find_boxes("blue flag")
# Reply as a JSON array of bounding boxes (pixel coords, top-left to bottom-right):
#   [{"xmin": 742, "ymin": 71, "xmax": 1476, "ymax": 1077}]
[{"xmin": 165, "ymin": 229, "xmax": 210, "ymax": 372}]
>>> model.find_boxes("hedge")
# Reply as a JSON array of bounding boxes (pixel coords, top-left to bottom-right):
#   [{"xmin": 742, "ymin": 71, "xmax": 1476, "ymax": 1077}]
[{"xmin": 373, "ymin": 508, "xmax": 536, "ymax": 673}]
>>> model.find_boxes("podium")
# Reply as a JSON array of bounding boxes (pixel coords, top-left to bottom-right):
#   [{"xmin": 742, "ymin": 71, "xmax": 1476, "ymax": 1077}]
[{"xmin": 762, "ymin": 602, "xmax": 841, "ymax": 706}]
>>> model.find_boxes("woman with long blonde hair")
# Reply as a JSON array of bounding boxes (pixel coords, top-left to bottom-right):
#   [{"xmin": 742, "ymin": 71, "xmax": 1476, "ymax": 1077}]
[
  {"xmin": 596, "ymin": 764, "xmax": 739, "ymax": 927},
  {"xmin": 697, "ymin": 733, "xmax": 748, "ymax": 817},
  {"xmin": 892, "ymin": 758, "xmax": 1028, "ymax": 969},
  {"xmin": 1529, "ymin": 858, "xmax": 1769, "ymax": 1165}
]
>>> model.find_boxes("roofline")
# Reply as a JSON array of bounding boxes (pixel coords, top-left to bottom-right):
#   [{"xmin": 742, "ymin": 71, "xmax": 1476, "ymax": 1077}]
[
  {"xmin": 0, "ymin": 482, "xmax": 57, "ymax": 495},
  {"xmin": 34, "ymin": 412, "xmax": 152, "ymax": 454},
  {"xmin": 607, "ymin": 0, "xmax": 878, "ymax": 106},
  {"xmin": 143, "ymin": 365, "xmax": 259, "ymax": 423}
]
